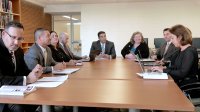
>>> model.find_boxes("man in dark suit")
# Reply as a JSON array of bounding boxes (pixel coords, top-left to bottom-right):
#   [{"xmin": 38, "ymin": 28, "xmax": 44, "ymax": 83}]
[
  {"xmin": 59, "ymin": 32, "xmax": 87, "ymax": 60},
  {"xmin": 89, "ymin": 31, "xmax": 116, "ymax": 59},
  {"xmin": 0, "ymin": 21, "xmax": 43, "ymax": 112},
  {"xmin": 155, "ymin": 28, "xmax": 178, "ymax": 61},
  {"xmin": 24, "ymin": 28, "xmax": 66, "ymax": 73}
]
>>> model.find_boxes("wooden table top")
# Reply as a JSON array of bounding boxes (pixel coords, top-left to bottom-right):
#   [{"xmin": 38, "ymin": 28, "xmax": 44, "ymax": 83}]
[
  {"xmin": 0, "ymin": 58, "xmax": 193, "ymax": 111},
  {"xmin": 68, "ymin": 58, "xmax": 173, "ymax": 81},
  {"xmin": 0, "ymin": 79, "xmax": 194, "ymax": 111}
]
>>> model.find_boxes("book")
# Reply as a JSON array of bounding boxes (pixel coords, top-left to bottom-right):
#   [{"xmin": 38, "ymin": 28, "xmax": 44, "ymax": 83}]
[
  {"xmin": 0, "ymin": 0, "xmax": 3, "ymax": 12},
  {"xmin": 137, "ymin": 72, "xmax": 168, "ymax": 80},
  {"xmin": 0, "ymin": 85, "xmax": 36, "ymax": 96}
]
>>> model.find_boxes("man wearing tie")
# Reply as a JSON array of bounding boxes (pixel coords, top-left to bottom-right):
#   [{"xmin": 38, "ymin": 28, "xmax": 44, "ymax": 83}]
[
  {"xmin": 155, "ymin": 28, "xmax": 178, "ymax": 62},
  {"xmin": 0, "ymin": 21, "xmax": 43, "ymax": 112},
  {"xmin": 89, "ymin": 31, "xmax": 116, "ymax": 59},
  {"xmin": 24, "ymin": 28, "xmax": 66, "ymax": 73},
  {"xmin": 59, "ymin": 32, "xmax": 87, "ymax": 60}
]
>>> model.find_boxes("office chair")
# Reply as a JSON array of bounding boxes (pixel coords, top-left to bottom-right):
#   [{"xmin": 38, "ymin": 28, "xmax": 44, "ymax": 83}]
[
  {"xmin": 154, "ymin": 38, "xmax": 165, "ymax": 48},
  {"xmin": 181, "ymin": 82, "xmax": 200, "ymax": 107},
  {"xmin": 180, "ymin": 68, "xmax": 200, "ymax": 107},
  {"xmin": 143, "ymin": 38, "xmax": 148, "ymax": 45},
  {"xmin": 192, "ymin": 38, "xmax": 200, "ymax": 49}
]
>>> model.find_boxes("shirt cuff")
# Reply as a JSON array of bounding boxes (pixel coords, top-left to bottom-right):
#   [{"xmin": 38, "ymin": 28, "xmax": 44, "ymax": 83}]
[
  {"xmin": 51, "ymin": 66, "xmax": 53, "ymax": 71},
  {"xmin": 23, "ymin": 76, "xmax": 26, "ymax": 86}
]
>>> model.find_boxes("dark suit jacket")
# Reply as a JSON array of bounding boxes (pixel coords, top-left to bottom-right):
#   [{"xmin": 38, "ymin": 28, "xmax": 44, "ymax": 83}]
[
  {"xmin": 59, "ymin": 43, "xmax": 82, "ymax": 60},
  {"xmin": 121, "ymin": 42, "xmax": 149, "ymax": 58},
  {"xmin": 0, "ymin": 39, "xmax": 30, "ymax": 112},
  {"xmin": 48, "ymin": 45, "xmax": 71, "ymax": 62},
  {"xmin": 89, "ymin": 40, "xmax": 116, "ymax": 59},
  {"xmin": 156, "ymin": 42, "xmax": 178, "ymax": 61},
  {"xmin": 24, "ymin": 43, "xmax": 58, "ymax": 73}
]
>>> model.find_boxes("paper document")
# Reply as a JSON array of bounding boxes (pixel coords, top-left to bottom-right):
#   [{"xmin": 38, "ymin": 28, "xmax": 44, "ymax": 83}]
[
  {"xmin": 52, "ymin": 68, "xmax": 80, "ymax": 74},
  {"xmin": 0, "ymin": 85, "xmax": 36, "ymax": 96},
  {"xmin": 37, "ymin": 76, "xmax": 68, "ymax": 82},
  {"xmin": 28, "ymin": 75, "xmax": 68, "ymax": 88},
  {"xmin": 28, "ymin": 82, "xmax": 64, "ymax": 88},
  {"xmin": 137, "ymin": 72, "xmax": 168, "ymax": 79}
]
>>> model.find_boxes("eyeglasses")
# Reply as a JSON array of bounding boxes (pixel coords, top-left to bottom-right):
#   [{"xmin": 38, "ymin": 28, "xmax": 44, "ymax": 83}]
[{"xmin": 4, "ymin": 31, "xmax": 24, "ymax": 42}]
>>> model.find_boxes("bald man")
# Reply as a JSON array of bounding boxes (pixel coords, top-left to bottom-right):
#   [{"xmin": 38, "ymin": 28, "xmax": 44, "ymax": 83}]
[{"xmin": 59, "ymin": 32, "xmax": 87, "ymax": 60}]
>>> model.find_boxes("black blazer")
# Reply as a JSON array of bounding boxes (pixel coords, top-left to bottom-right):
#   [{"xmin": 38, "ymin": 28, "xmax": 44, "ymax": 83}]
[
  {"xmin": 0, "ymin": 39, "xmax": 30, "ymax": 112},
  {"xmin": 163, "ymin": 46, "xmax": 199, "ymax": 87},
  {"xmin": 89, "ymin": 40, "xmax": 116, "ymax": 59},
  {"xmin": 48, "ymin": 45, "xmax": 71, "ymax": 62},
  {"xmin": 121, "ymin": 42, "xmax": 149, "ymax": 58}
]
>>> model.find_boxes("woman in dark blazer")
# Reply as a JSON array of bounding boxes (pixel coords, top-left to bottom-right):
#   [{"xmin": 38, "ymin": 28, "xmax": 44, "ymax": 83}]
[
  {"xmin": 152, "ymin": 25, "xmax": 199, "ymax": 87},
  {"xmin": 121, "ymin": 31, "xmax": 149, "ymax": 59},
  {"xmin": 48, "ymin": 31, "xmax": 72, "ymax": 63}
]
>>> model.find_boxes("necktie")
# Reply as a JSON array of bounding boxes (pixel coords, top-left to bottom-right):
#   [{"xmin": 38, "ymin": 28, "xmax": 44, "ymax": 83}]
[
  {"xmin": 101, "ymin": 43, "xmax": 105, "ymax": 54},
  {"xmin": 43, "ymin": 49, "xmax": 47, "ymax": 66},
  {"xmin": 164, "ymin": 43, "xmax": 170, "ymax": 55},
  {"xmin": 63, "ymin": 44, "xmax": 73, "ymax": 59},
  {"xmin": 10, "ymin": 51, "xmax": 16, "ymax": 72}
]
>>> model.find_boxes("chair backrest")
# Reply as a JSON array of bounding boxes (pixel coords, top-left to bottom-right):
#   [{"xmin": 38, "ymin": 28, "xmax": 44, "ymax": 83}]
[
  {"xmin": 154, "ymin": 38, "xmax": 165, "ymax": 48},
  {"xmin": 143, "ymin": 38, "xmax": 148, "ymax": 45},
  {"xmin": 192, "ymin": 38, "xmax": 200, "ymax": 49}
]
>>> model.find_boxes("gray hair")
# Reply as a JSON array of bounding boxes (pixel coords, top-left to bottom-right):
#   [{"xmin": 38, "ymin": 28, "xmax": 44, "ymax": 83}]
[
  {"xmin": 59, "ymin": 32, "xmax": 68, "ymax": 41},
  {"xmin": 34, "ymin": 28, "xmax": 48, "ymax": 41}
]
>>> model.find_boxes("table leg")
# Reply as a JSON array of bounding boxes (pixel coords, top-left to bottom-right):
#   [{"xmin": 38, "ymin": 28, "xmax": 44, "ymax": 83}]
[
  {"xmin": 129, "ymin": 109, "xmax": 140, "ymax": 112},
  {"xmin": 73, "ymin": 106, "xmax": 78, "ymax": 112},
  {"xmin": 42, "ymin": 105, "xmax": 51, "ymax": 112}
]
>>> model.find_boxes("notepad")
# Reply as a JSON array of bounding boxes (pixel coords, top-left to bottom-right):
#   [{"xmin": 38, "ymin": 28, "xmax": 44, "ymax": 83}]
[
  {"xmin": 52, "ymin": 68, "xmax": 80, "ymax": 75},
  {"xmin": 137, "ymin": 72, "xmax": 168, "ymax": 79},
  {"xmin": 0, "ymin": 85, "xmax": 36, "ymax": 96},
  {"xmin": 28, "ymin": 76, "xmax": 68, "ymax": 88}
]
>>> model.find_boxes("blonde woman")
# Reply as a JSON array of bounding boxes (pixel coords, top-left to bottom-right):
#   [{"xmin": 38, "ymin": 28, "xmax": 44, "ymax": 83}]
[{"xmin": 121, "ymin": 31, "xmax": 149, "ymax": 59}]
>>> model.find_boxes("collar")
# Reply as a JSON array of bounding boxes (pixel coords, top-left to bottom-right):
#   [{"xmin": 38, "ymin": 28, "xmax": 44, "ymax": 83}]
[
  {"xmin": 167, "ymin": 41, "xmax": 172, "ymax": 45},
  {"xmin": 38, "ymin": 44, "xmax": 46, "ymax": 53},
  {"xmin": 59, "ymin": 42, "xmax": 64, "ymax": 47}
]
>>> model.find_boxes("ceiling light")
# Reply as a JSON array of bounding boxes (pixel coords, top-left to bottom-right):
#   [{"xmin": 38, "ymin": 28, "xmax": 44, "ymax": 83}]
[{"xmin": 63, "ymin": 16, "xmax": 78, "ymax": 21}]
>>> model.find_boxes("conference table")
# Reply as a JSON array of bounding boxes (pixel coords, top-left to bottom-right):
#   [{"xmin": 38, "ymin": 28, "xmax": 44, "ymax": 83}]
[
  {"xmin": 0, "ymin": 58, "xmax": 194, "ymax": 112},
  {"xmin": 68, "ymin": 59, "xmax": 174, "ymax": 80}
]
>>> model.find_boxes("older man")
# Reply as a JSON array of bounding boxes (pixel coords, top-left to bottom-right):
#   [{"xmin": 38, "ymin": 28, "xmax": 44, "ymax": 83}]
[{"xmin": 59, "ymin": 32, "xmax": 87, "ymax": 60}]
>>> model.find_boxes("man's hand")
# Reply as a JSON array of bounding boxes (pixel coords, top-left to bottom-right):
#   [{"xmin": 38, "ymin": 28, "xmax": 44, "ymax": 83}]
[
  {"xmin": 27, "ymin": 64, "xmax": 43, "ymax": 84},
  {"xmin": 53, "ymin": 62, "xmax": 66, "ymax": 71}
]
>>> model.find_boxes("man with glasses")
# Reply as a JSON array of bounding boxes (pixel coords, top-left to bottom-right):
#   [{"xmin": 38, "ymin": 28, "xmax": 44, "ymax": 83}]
[{"xmin": 0, "ymin": 21, "xmax": 43, "ymax": 112}]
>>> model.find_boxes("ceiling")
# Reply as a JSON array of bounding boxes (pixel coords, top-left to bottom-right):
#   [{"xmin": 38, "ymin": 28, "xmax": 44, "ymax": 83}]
[
  {"xmin": 25, "ymin": 0, "xmax": 196, "ymax": 22},
  {"xmin": 26, "ymin": 0, "xmax": 184, "ymax": 6}
]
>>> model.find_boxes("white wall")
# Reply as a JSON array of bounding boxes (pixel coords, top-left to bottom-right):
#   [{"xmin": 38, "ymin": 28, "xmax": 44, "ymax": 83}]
[{"xmin": 81, "ymin": 0, "xmax": 200, "ymax": 57}]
